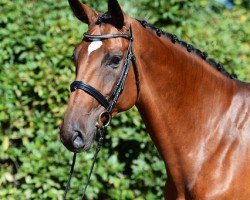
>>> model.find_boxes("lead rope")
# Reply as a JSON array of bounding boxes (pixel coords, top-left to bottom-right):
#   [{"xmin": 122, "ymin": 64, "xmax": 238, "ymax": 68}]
[{"xmin": 63, "ymin": 127, "xmax": 106, "ymax": 200}]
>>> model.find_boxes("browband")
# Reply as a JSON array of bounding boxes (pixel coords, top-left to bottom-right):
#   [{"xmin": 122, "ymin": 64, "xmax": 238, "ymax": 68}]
[{"xmin": 83, "ymin": 33, "xmax": 132, "ymax": 40}]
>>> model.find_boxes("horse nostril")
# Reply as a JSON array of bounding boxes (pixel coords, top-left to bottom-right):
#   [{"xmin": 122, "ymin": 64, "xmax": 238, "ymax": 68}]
[{"xmin": 72, "ymin": 131, "xmax": 85, "ymax": 149}]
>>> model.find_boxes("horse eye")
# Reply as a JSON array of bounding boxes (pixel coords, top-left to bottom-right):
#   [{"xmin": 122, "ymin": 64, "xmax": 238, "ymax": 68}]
[{"xmin": 110, "ymin": 56, "xmax": 121, "ymax": 66}]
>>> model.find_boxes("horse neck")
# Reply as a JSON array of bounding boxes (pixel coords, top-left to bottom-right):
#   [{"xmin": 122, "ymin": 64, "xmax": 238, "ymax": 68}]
[{"xmin": 132, "ymin": 20, "xmax": 237, "ymax": 167}]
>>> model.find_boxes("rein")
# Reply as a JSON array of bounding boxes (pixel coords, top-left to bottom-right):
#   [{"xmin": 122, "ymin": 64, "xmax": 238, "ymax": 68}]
[
  {"xmin": 63, "ymin": 25, "xmax": 139, "ymax": 199},
  {"xmin": 63, "ymin": 128, "xmax": 105, "ymax": 200}
]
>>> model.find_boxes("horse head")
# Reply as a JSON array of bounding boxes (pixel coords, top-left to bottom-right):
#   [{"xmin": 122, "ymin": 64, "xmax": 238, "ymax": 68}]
[{"xmin": 60, "ymin": 0, "xmax": 139, "ymax": 152}]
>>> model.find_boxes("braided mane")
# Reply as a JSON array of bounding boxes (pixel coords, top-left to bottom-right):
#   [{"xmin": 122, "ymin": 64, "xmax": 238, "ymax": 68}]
[{"xmin": 137, "ymin": 20, "xmax": 236, "ymax": 80}]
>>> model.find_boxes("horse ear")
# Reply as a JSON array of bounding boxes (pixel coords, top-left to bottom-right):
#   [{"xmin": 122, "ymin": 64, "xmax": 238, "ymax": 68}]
[
  {"xmin": 108, "ymin": 0, "xmax": 124, "ymax": 29},
  {"xmin": 68, "ymin": 0, "xmax": 98, "ymax": 25}
]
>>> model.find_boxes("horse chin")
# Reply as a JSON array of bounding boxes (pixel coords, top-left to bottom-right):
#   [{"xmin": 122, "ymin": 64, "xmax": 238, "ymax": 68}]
[
  {"xmin": 71, "ymin": 144, "xmax": 93, "ymax": 153},
  {"xmin": 76, "ymin": 132, "xmax": 96, "ymax": 152},
  {"xmin": 61, "ymin": 130, "xmax": 96, "ymax": 153},
  {"xmin": 82, "ymin": 136, "xmax": 96, "ymax": 152},
  {"xmin": 66, "ymin": 140, "xmax": 95, "ymax": 153}
]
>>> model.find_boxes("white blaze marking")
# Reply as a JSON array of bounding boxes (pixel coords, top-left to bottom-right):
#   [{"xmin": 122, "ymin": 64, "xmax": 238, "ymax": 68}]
[{"xmin": 88, "ymin": 40, "xmax": 103, "ymax": 56}]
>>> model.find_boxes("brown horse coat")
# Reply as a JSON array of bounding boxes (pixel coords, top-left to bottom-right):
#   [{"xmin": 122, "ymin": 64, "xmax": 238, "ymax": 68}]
[{"xmin": 60, "ymin": 0, "xmax": 250, "ymax": 199}]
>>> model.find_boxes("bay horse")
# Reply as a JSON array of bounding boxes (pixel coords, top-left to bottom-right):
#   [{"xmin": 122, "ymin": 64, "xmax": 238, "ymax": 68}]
[{"xmin": 60, "ymin": 0, "xmax": 250, "ymax": 199}]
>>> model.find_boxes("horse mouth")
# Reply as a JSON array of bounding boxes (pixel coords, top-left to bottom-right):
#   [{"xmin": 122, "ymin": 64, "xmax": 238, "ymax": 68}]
[
  {"xmin": 72, "ymin": 143, "xmax": 93, "ymax": 153},
  {"xmin": 60, "ymin": 130, "xmax": 96, "ymax": 153}
]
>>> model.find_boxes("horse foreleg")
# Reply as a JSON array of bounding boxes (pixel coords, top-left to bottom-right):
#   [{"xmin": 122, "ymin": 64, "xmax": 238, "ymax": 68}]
[
  {"xmin": 164, "ymin": 176, "xmax": 192, "ymax": 200},
  {"xmin": 164, "ymin": 176, "xmax": 178, "ymax": 200}
]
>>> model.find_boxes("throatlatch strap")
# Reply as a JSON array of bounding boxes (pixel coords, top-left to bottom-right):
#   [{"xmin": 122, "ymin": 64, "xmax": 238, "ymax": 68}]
[{"xmin": 70, "ymin": 81, "xmax": 110, "ymax": 109}]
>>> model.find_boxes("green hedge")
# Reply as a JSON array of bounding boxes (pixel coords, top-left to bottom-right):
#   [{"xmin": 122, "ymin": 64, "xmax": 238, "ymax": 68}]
[{"xmin": 0, "ymin": 0, "xmax": 249, "ymax": 200}]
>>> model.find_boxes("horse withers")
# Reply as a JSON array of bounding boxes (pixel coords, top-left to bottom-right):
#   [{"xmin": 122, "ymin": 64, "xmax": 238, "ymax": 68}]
[{"xmin": 60, "ymin": 0, "xmax": 250, "ymax": 199}]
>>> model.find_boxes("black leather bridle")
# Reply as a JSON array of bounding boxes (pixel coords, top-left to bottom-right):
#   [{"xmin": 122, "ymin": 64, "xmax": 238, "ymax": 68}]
[
  {"xmin": 63, "ymin": 26, "xmax": 140, "ymax": 200},
  {"xmin": 70, "ymin": 26, "xmax": 140, "ymax": 120}
]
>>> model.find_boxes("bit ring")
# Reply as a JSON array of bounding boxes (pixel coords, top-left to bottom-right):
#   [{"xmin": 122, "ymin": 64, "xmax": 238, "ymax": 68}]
[{"xmin": 97, "ymin": 111, "xmax": 112, "ymax": 129}]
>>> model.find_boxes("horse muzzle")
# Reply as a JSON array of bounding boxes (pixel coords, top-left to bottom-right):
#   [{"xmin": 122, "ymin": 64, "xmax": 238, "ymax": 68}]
[{"xmin": 60, "ymin": 122, "xmax": 96, "ymax": 152}]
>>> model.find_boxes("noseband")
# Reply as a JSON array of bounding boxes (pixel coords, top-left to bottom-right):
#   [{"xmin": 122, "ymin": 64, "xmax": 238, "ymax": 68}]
[
  {"xmin": 63, "ymin": 26, "xmax": 140, "ymax": 199},
  {"xmin": 70, "ymin": 26, "xmax": 140, "ymax": 117}
]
